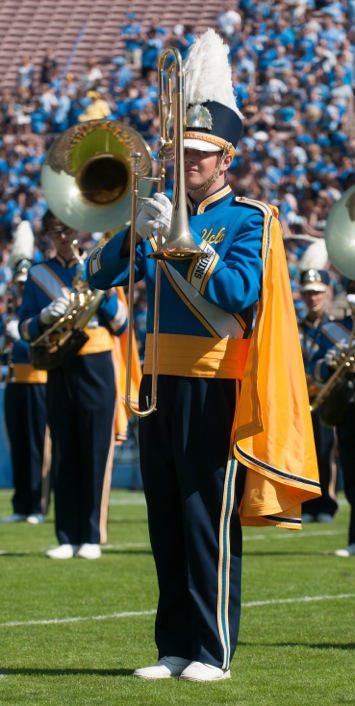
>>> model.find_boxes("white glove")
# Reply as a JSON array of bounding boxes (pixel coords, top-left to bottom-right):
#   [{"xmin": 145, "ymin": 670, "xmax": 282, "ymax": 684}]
[
  {"xmin": 324, "ymin": 347, "xmax": 340, "ymax": 370},
  {"xmin": 136, "ymin": 192, "xmax": 172, "ymax": 241},
  {"xmin": 40, "ymin": 296, "xmax": 68, "ymax": 326},
  {"xmin": 5, "ymin": 319, "xmax": 20, "ymax": 342}
]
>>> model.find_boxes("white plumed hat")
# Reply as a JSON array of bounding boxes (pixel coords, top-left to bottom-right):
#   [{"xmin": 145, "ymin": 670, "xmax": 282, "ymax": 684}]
[{"xmin": 184, "ymin": 28, "xmax": 243, "ymax": 154}]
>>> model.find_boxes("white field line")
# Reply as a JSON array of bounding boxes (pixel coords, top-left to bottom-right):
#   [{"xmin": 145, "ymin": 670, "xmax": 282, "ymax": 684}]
[{"xmin": 0, "ymin": 594, "xmax": 355, "ymax": 629}]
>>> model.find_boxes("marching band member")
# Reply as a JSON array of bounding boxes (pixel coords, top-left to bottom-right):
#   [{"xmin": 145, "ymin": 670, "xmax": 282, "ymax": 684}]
[
  {"xmin": 308, "ymin": 280, "xmax": 355, "ymax": 557},
  {"xmin": 298, "ymin": 269, "xmax": 338, "ymax": 524},
  {"xmin": 0, "ymin": 224, "xmax": 50, "ymax": 524},
  {"xmin": 87, "ymin": 30, "xmax": 320, "ymax": 680},
  {"xmin": 19, "ymin": 209, "xmax": 130, "ymax": 560}
]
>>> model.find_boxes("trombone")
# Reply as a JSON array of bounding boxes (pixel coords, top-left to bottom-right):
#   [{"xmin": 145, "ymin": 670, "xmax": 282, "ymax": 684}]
[{"xmin": 125, "ymin": 47, "xmax": 205, "ymax": 417}]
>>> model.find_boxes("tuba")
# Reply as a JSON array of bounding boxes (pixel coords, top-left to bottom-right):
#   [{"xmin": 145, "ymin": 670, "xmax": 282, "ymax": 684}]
[
  {"xmin": 31, "ymin": 119, "xmax": 153, "ymax": 370},
  {"xmin": 310, "ymin": 184, "xmax": 355, "ymax": 422}
]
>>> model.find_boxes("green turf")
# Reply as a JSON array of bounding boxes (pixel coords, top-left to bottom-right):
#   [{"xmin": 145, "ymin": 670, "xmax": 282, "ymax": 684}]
[{"xmin": 0, "ymin": 489, "xmax": 354, "ymax": 706}]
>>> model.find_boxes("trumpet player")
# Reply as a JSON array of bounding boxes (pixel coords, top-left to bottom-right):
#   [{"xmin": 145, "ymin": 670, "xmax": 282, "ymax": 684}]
[
  {"xmin": 19, "ymin": 209, "xmax": 129, "ymax": 560},
  {"xmin": 308, "ymin": 279, "xmax": 355, "ymax": 557},
  {"xmin": 87, "ymin": 29, "xmax": 320, "ymax": 681}
]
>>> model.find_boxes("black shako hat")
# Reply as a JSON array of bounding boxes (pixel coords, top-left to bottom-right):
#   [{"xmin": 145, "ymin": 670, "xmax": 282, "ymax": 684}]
[
  {"xmin": 183, "ymin": 29, "xmax": 244, "ymax": 155},
  {"xmin": 185, "ymin": 101, "xmax": 243, "ymax": 154}
]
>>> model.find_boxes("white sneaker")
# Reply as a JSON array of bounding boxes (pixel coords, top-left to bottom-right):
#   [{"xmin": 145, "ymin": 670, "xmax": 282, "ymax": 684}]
[
  {"xmin": 46, "ymin": 544, "xmax": 79, "ymax": 559},
  {"xmin": 316, "ymin": 513, "xmax": 334, "ymax": 524},
  {"xmin": 75, "ymin": 543, "xmax": 101, "ymax": 560},
  {"xmin": 335, "ymin": 543, "xmax": 355, "ymax": 557},
  {"xmin": 27, "ymin": 514, "xmax": 45, "ymax": 525},
  {"xmin": 0, "ymin": 513, "xmax": 27, "ymax": 523},
  {"xmin": 180, "ymin": 661, "xmax": 231, "ymax": 682},
  {"xmin": 134, "ymin": 656, "xmax": 190, "ymax": 679}
]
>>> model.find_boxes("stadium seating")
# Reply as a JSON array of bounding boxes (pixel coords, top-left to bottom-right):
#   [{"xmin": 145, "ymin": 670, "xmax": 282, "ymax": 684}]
[{"xmin": 0, "ymin": 0, "xmax": 220, "ymax": 91}]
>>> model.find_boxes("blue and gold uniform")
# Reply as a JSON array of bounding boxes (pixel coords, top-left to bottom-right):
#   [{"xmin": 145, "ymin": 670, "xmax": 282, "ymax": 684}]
[
  {"xmin": 4, "ymin": 319, "xmax": 49, "ymax": 520},
  {"xmin": 87, "ymin": 186, "xmax": 320, "ymax": 669},
  {"xmin": 19, "ymin": 252, "xmax": 128, "ymax": 547},
  {"xmin": 299, "ymin": 310, "xmax": 338, "ymax": 521},
  {"xmin": 86, "ymin": 29, "xmax": 319, "ymax": 678},
  {"xmin": 309, "ymin": 315, "xmax": 355, "ymax": 547}
]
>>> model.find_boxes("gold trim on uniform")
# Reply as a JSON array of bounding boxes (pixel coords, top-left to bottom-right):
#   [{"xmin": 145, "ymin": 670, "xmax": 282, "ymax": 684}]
[
  {"xmin": 144, "ymin": 333, "xmax": 250, "ymax": 378},
  {"xmin": 79, "ymin": 326, "xmax": 114, "ymax": 355},
  {"xmin": 13, "ymin": 364, "xmax": 47, "ymax": 383},
  {"xmin": 183, "ymin": 131, "xmax": 236, "ymax": 156}
]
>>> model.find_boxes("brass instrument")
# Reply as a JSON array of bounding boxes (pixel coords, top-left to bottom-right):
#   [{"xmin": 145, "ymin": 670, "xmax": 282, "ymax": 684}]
[
  {"xmin": 29, "ymin": 257, "xmax": 104, "ymax": 371},
  {"xmin": 35, "ymin": 119, "xmax": 153, "ymax": 370},
  {"xmin": 310, "ymin": 326, "xmax": 355, "ymax": 413},
  {"xmin": 41, "ymin": 119, "xmax": 153, "ymax": 232},
  {"xmin": 125, "ymin": 47, "xmax": 205, "ymax": 417},
  {"xmin": 324, "ymin": 183, "xmax": 355, "ymax": 281},
  {"xmin": 310, "ymin": 186, "xmax": 355, "ymax": 416}
]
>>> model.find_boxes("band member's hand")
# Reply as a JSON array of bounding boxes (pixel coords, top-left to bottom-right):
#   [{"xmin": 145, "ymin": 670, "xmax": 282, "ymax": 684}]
[
  {"xmin": 136, "ymin": 193, "xmax": 172, "ymax": 241},
  {"xmin": 324, "ymin": 347, "xmax": 340, "ymax": 370},
  {"xmin": 5, "ymin": 320, "xmax": 20, "ymax": 342},
  {"xmin": 40, "ymin": 296, "xmax": 68, "ymax": 325}
]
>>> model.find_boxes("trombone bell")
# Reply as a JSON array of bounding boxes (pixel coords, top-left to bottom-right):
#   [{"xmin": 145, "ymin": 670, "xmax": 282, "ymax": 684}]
[{"xmin": 41, "ymin": 119, "xmax": 152, "ymax": 233}]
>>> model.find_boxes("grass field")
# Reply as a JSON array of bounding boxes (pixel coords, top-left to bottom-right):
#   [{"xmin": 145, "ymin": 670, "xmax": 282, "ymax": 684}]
[{"xmin": 0, "ymin": 488, "xmax": 354, "ymax": 706}]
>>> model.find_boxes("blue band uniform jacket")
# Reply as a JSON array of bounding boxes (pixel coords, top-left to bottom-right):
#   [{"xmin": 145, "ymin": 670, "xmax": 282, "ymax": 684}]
[{"xmin": 87, "ymin": 186, "xmax": 320, "ymax": 528}]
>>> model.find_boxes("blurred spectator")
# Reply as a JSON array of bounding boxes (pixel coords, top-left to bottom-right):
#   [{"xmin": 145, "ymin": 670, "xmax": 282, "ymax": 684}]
[
  {"xmin": 38, "ymin": 84, "xmax": 59, "ymax": 119},
  {"xmin": 80, "ymin": 57, "xmax": 104, "ymax": 93},
  {"xmin": 30, "ymin": 98, "xmax": 50, "ymax": 135},
  {"xmin": 17, "ymin": 56, "xmax": 34, "ymax": 96},
  {"xmin": 40, "ymin": 47, "xmax": 58, "ymax": 86},
  {"xmin": 78, "ymin": 90, "xmax": 111, "ymax": 122},
  {"xmin": 141, "ymin": 27, "xmax": 165, "ymax": 79},
  {"xmin": 0, "ymin": 250, "xmax": 12, "ymax": 297},
  {"xmin": 166, "ymin": 24, "xmax": 195, "ymax": 60},
  {"xmin": 109, "ymin": 56, "xmax": 133, "ymax": 96},
  {"xmin": 121, "ymin": 12, "xmax": 144, "ymax": 67},
  {"xmin": 217, "ymin": 0, "xmax": 242, "ymax": 37},
  {"xmin": 52, "ymin": 88, "xmax": 71, "ymax": 133}
]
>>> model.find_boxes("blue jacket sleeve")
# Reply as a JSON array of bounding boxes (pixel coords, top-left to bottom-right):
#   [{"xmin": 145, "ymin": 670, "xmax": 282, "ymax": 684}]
[
  {"xmin": 86, "ymin": 227, "xmax": 145, "ymax": 289},
  {"xmin": 307, "ymin": 334, "xmax": 333, "ymax": 383},
  {"xmin": 18, "ymin": 275, "xmax": 43, "ymax": 340},
  {"xmin": 98, "ymin": 290, "xmax": 128, "ymax": 336}
]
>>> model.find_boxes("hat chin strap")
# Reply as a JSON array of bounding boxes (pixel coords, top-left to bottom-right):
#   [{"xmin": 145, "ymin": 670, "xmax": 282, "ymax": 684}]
[{"xmin": 187, "ymin": 145, "xmax": 230, "ymax": 194}]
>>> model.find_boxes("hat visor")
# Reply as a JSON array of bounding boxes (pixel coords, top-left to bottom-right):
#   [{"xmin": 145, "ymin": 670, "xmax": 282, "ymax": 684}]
[
  {"xmin": 184, "ymin": 137, "xmax": 222, "ymax": 152},
  {"xmin": 14, "ymin": 274, "xmax": 27, "ymax": 282},
  {"xmin": 301, "ymin": 284, "xmax": 328, "ymax": 293}
]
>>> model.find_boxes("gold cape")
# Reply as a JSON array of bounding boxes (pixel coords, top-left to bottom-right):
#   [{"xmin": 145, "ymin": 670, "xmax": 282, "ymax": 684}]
[{"xmin": 234, "ymin": 203, "xmax": 321, "ymax": 529}]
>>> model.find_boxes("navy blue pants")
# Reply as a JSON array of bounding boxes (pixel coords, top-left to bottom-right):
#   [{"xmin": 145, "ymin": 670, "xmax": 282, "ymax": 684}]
[
  {"xmin": 302, "ymin": 408, "xmax": 338, "ymax": 517},
  {"xmin": 47, "ymin": 351, "xmax": 116, "ymax": 545},
  {"xmin": 139, "ymin": 375, "xmax": 242, "ymax": 669},
  {"xmin": 5, "ymin": 382, "xmax": 47, "ymax": 515},
  {"xmin": 337, "ymin": 407, "xmax": 355, "ymax": 546}
]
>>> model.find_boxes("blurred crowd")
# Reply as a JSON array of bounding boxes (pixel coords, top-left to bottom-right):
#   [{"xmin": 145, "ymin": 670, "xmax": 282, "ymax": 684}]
[{"xmin": 0, "ymin": 0, "xmax": 355, "ymax": 323}]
